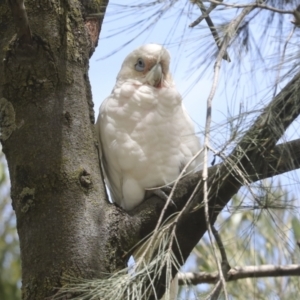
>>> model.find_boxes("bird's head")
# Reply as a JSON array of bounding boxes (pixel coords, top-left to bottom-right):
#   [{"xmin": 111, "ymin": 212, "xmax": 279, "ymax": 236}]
[{"xmin": 117, "ymin": 44, "xmax": 172, "ymax": 88}]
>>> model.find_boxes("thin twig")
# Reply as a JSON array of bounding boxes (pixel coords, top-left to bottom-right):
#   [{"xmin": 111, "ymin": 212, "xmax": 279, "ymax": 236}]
[
  {"xmin": 291, "ymin": 5, "xmax": 300, "ymax": 26},
  {"xmin": 209, "ymin": 226, "xmax": 231, "ymax": 300},
  {"xmin": 207, "ymin": 0, "xmax": 294, "ymax": 15},
  {"xmin": 189, "ymin": 1, "xmax": 218, "ymax": 28},
  {"xmin": 205, "ymin": 279, "xmax": 222, "ymax": 300},
  {"xmin": 211, "ymin": 226, "xmax": 230, "ymax": 273},
  {"xmin": 273, "ymin": 26, "xmax": 296, "ymax": 98},
  {"xmin": 202, "ymin": 4, "xmax": 256, "ymax": 300},
  {"xmin": 192, "ymin": 1, "xmax": 231, "ymax": 62}
]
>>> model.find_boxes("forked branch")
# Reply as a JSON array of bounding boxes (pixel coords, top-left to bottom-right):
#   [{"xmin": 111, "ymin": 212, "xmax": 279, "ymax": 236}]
[{"xmin": 133, "ymin": 71, "xmax": 300, "ymax": 299}]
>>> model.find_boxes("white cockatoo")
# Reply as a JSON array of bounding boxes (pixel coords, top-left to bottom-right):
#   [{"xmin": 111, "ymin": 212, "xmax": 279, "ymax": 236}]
[
  {"xmin": 96, "ymin": 44, "xmax": 202, "ymax": 211},
  {"xmin": 96, "ymin": 44, "xmax": 202, "ymax": 300}
]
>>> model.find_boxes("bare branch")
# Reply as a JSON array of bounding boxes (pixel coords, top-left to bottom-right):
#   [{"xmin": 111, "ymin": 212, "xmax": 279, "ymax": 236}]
[
  {"xmin": 7, "ymin": 0, "xmax": 31, "ymax": 43},
  {"xmin": 189, "ymin": 0, "xmax": 220, "ymax": 28},
  {"xmin": 291, "ymin": 4, "xmax": 300, "ymax": 26},
  {"xmin": 171, "ymin": 71, "xmax": 300, "ymax": 294},
  {"xmin": 259, "ymin": 139, "xmax": 300, "ymax": 179},
  {"xmin": 200, "ymin": 5, "xmax": 255, "ymax": 298},
  {"xmin": 211, "ymin": 226, "xmax": 230, "ymax": 274},
  {"xmin": 189, "ymin": 3, "xmax": 216, "ymax": 28},
  {"xmin": 191, "ymin": 0, "xmax": 231, "ymax": 62},
  {"xmin": 208, "ymin": 0, "xmax": 295, "ymax": 15},
  {"xmin": 178, "ymin": 264, "xmax": 300, "ymax": 285},
  {"xmin": 132, "ymin": 136, "xmax": 300, "ymax": 262},
  {"xmin": 208, "ymin": 227, "xmax": 230, "ymax": 300},
  {"xmin": 129, "ymin": 69, "xmax": 300, "ymax": 298}
]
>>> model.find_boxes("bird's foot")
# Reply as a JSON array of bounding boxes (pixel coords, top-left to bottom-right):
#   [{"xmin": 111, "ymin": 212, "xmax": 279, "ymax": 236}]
[{"xmin": 152, "ymin": 186, "xmax": 177, "ymax": 209}]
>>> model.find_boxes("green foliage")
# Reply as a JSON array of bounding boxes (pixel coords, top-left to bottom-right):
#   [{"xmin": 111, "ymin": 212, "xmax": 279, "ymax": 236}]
[
  {"xmin": 0, "ymin": 150, "xmax": 21, "ymax": 300},
  {"xmin": 189, "ymin": 181, "xmax": 300, "ymax": 299}
]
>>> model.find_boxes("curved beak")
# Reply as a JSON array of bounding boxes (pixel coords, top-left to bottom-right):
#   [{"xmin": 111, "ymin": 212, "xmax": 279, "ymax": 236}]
[{"xmin": 146, "ymin": 63, "xmax": 163, "ymax": 88}]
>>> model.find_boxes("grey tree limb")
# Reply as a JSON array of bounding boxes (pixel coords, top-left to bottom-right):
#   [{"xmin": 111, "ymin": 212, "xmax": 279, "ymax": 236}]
[
  {"xmin": 178, "ymin": 264, "xmax": 300, "ymax": 285},
  {"xmin": 191, "ymin": 1, "xmax": 231, "ymax": 62},
  {"xmin": 133, "ymin": 72, "xmax": 300, "ymax": 299},
  {"xmin": 208, "ymin": 0, "xmax": 294, "ymax": 15}
]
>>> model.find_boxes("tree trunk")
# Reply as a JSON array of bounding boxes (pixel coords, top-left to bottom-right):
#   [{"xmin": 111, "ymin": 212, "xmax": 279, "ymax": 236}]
[{"xmin": 0, "ymin": 1, "xmax": 122, "ymax": 298}]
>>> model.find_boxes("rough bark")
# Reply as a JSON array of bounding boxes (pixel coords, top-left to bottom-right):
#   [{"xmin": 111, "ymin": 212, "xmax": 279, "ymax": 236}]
[{"xmin": 0, "ymin": 1, "xmax": 119, "ymax": 299}]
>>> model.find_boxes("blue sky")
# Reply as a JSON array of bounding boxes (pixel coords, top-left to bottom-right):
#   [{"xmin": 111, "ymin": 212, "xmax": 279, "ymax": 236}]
[
  {"xmin": 89, "ymin": 1, "xmax": 297, "ymax": 153},
  {"xmin": 89, "ymin": 1, "xmax": 218, "ymax": 130}
]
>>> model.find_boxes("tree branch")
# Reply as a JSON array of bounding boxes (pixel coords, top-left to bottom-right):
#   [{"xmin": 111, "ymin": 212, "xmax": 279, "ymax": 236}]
[
  {"xmin": 191, "ymin": 0, "xmax": 231, "ymax": 62},
  {"xmin": 1, "ymin": 1, "xmax": 112, "ymax": 298},
  {"xmin": 178, "ymin": 264, "xmax": 300, "ymax": 285},
  {"xmin": 130, "ymin": 71, "xmax": 300, "ymax": 299},
  {"xmin": 130, "ymin": 137, "xmax": 300, "ymax": 252},
  {"xmin": 208, "ymin": 0, "xmax": 294, "ymax": 15},
  {"xmin": 176, "ymin": 71, "xmax": 300, "ymax": 253}
]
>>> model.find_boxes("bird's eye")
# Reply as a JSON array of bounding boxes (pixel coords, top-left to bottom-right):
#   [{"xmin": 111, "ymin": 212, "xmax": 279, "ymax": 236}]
[{"xmin": 135, "ymin": 58, "xmax": 145, "ymax": 72}]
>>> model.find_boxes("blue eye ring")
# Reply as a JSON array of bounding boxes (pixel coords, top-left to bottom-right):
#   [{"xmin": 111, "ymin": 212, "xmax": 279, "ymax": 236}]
[{"xmin": 135, "ymin": 58, "xmax": 145, "ymax": 72}]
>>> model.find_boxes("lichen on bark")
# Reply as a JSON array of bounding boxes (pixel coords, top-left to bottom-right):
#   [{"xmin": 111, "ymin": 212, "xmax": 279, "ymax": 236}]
[{"xmin": 0, "ymin": 97, "xmax": 16, "ymax": 141}]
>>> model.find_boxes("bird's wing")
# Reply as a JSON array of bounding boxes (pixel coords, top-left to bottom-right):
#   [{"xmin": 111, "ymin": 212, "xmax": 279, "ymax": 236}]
[{"xmin": 96, "ymin": 95, "xmax": 124, "ymax": 205}]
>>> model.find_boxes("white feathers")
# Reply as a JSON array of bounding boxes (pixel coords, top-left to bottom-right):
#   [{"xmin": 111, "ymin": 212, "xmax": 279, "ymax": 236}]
[{"xmin": 96, "ymin": 44, "xmax": 202, "ymax": 211}]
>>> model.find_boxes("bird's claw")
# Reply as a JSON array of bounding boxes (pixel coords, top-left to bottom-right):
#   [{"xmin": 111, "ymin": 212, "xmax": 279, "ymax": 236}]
[{"xmin": 152, "ymin": 187, "xmax": 177, "ymax": 209}]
